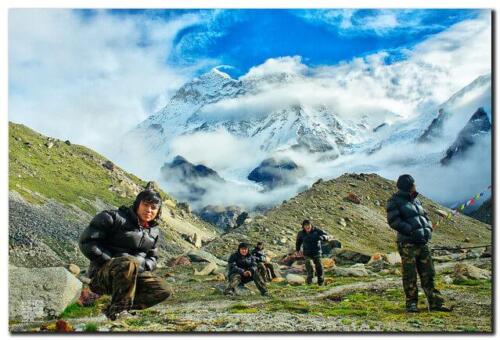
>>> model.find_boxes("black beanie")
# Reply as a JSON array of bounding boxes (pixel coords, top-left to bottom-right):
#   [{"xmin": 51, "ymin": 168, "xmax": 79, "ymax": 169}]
[
  {"xmin": 396, "ymin": 174, "xmax": 415, "ymax": 192},
  {"xmin": 238, "ymin": 242, "xmax": 249, "ymax": 249}
]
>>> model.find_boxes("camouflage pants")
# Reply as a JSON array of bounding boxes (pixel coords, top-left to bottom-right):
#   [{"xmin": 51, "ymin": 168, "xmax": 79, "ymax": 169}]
[
  {"xmin": 304, "ymin": 255, "xmax": 323, "ymax": 281},
  {"xmin": 397, "ymin": 243, "xmax": 445, "ymax": 308},
  {"xmin": 226, "ymin": 271, "xmax": 267, "ymax": 294},
  {"xmin": 89, "ymin": 256, "xmax": 172, "ymax": 316},
  {"xmin": 257, "ymin": 262, "xmax": 276, "ymax": 282}
]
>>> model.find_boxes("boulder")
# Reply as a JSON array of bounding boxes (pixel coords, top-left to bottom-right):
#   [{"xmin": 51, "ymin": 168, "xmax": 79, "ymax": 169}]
[
  {"xmin": 331, "ymin": 264, "xmax": 369, "ymax": 277},
  {"xmin": 386, "ymin": 252, "xmax": 402, "ymax": 265},
  {"xmin": 9, "ymin": 266, "xmax": 82, "ymax": 321},
  {"xmin": 186, "ymin": 250, "xmax": 227, "ymax": 266},
  {"xmin": 167, "ymin": 256, "xmax": 191, "ymax": 267},
  {"xmin": 481, "ymin": 246, "xmax": 492, "ymax": 258},
  {"xmin": 286, "ymin": 273, "xmax": 305, "ymax": 285},
  {"xmin": 321, "ymin": 258, "xmax": 336, "ymax": 269},
  {"xmin": 194, "ymin": 262, "xmax": 218, "ymax": 276},
  {"xmin": 345, "ymin": 193, "xmax": 361, "ymax": 204},
  {"xmin": 333, "ymin": 249, "xmax": 370, "ymax": 265},
  {"xmin": 67, "ymin": 264, "xmax": 80, "ymax": 276},
  {"xmin": 452, "ymin": 263, "xmax": 491, "ymax": 282}
]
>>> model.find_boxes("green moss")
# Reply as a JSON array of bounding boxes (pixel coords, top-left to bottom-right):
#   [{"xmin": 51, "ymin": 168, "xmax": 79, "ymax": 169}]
[
  {"xmin": 228, "ymin": 303, "xmax": 258, "ymax": 314},
  {"xmin": 84, "ymin": 323, "xmax": 98, "ymax": 332}
]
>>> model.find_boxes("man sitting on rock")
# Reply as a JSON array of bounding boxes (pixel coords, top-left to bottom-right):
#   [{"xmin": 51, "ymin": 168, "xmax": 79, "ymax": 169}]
[
  {"xmin": 79, "ymin": 189, "xmax": 172, "ymax": 320},
  {"xmin": 252, "ymin": 241, "xmax": 277, "ymax": 282},
  {"xmin": 224, "ymin": 242, "xmax": 269, "ymax": 296},
  {"xmin": 295, "ymin": 219, "xmax": 331, "ymax": 286},
  {"xmin": 386, "ymin": 174, "xmax": 451, "ymax": 313}
]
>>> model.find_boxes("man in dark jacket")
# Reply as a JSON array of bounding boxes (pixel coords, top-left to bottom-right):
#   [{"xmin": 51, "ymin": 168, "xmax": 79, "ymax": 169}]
[
  {"xmin": 386, "ymin": 174, "xmax": 450, "ymax": 313},
  {"xmin": 224, "ymin": 242, "xmax": 268, "ymax": 296},
  {"xmin": 252, "ymin": 242, "xmax": 276, "ymax": 282},
  {"xmin": 295, "ymin": 220, "xmax": 330, "ymax": 286},
  {"xmin": 79, "ymin": 189, "xmax": 172, "ymax": 320}
]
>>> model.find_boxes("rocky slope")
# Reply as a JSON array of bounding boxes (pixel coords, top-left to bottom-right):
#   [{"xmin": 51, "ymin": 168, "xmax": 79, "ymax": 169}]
[
  {"xmin": 9, "ymin": 122, "xmax": 221, "ymax": 268},
  {"xmin": 203, "ymin": 173, "xmax": 492, "ymax": 259}
]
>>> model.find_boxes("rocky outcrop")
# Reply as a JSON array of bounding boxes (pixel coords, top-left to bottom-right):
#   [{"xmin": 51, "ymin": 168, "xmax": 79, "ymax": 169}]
[
  {"xmin": 248, "ymin": 157, "xmax": 305, "ymax": 190},
  {"xmin": 9, "ymin": 266, "xmax": 82, "ymax": 321}
]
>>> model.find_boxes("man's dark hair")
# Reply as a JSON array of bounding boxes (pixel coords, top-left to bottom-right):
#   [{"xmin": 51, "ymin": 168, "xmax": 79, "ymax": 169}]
[
  {"xmin": 133, "ymin": 189, "xmax": 163, "ymax": 221},
  {"xmin": 302, "ymin": 219, "xmax": 312, "ymax": 227},
  {"xmin": 238, "ymin": 242, "xmax": 249, "ymax": 250},
  {"xmin": 396, "ymin": 174, "xmax": 415, "ymax": 193}
]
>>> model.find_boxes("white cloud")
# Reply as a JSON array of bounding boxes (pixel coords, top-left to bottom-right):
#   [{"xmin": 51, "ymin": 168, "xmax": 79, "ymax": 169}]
[{"xmin": 9, "ymin": 9, "xmax": 208, "ymax": 155}]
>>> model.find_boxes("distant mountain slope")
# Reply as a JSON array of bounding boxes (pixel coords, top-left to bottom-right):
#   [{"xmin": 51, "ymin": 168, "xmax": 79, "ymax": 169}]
[
  {"xmin": 9, "ymin": 122, "xmax": 220, "ymax": 268},
  {"xmin": 203, "ymin": 173, "xmax": 491, "ymax": 259}
]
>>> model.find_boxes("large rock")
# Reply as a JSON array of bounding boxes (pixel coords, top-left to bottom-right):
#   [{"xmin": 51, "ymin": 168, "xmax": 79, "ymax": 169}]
[
  {"xmin": 331, "ymin": 264, "xmax": 369, "ymax": 277},
  {"xmin": 194, "ymin": 262, "xmax": 218, "ymax": 276},
  {"xmin": 452, "ymin": 263, "xmax": 491, "ymax": 282},
  {"xmin": 9, "ymin": 266, "xmax": 82, "ymax": 321},
  {"xmin": 186, "ymin": 249, "xmax": 227, "ymax": 266},
  {"xmin": 386, "ymin": 252, "xmax": 402, "ymax": 265},
  {"xmin": 198, "ymin": 205, "xmax": 243, "ymax": 231},
  {"xmin": 286, "ymin": 273, "xmax": 305, "ymax": 285},
  {"xmin": 333, "ymin": 249, "xmax": 371, "ymax": 265},
  {"xmin": 247, "ymin": 157, "xmax": 305, "ymax": 190}
]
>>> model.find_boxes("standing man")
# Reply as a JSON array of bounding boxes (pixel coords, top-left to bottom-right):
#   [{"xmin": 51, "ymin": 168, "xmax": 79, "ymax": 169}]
[
  {"xmin": 386, "ymin": 174, "xmax": 451, "ymax": 313},
  {"xmin": 252, "ymin": 241, "xmax": 277, "ymax": 282},
  {"xmin": 224, "ymin": 242, "xmax": 269, "ymax": 296},
  {"xmin": 79, "ymin": 189, "xmax": 172, "ymax": 320},
  {"xmin": 295, "ymin": 220, "xmax": 331, "ymax": 286}
]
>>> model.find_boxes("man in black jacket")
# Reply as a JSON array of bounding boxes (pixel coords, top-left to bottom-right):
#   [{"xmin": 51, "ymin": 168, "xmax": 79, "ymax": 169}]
[
  {"xmin": 386, "ymin": 174, "xmax": 450, "ymax": 313},
  {"xmin": 224, "ymin": 242, "xmax": 268, "ymax": 296},
  {"xmin": 295, "ymin": 220, "xmax": 330, "ymax": 286},
  {"xmin": 252, "ymin": 242, "xmax": 276, "ymax": 282},
  {"xmin": 79, "ymin": 189, "xmax": 172, "ymax": 320}
]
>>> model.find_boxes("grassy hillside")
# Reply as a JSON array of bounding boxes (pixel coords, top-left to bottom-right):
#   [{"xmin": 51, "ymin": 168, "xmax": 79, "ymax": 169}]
[
  {"xmin": 9, "ymin": 122, "xmax": 220, "ymax": 267},
  {"xmin": 204, "ymin": 173, "xmax": 492, "ymax": 258}
]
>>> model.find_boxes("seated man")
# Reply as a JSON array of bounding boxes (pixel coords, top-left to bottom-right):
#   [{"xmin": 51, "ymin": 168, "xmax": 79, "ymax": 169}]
[
  {"xmin": 252, "ymin": 242, "xmax": 276, "ymax": 282},
  {"xmin": 79, "ymin": 189, "xmax": 172, "ymax": 320},
  {"xmin": 225, "ymin": 242, "xmax": 269, "ymax": 296}
]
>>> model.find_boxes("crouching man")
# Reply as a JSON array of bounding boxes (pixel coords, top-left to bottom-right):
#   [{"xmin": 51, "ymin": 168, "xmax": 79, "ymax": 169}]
[
  {"xmin": 224, "ymin": 242, "xmax": 269, "ymax": 296},
  {"xmin": 79, "ymin": 189, "xmax": 172, "ymax": 320},
  {"xmin": 252, "ymin": 241, "xmax": 277, "ymax": 282}
]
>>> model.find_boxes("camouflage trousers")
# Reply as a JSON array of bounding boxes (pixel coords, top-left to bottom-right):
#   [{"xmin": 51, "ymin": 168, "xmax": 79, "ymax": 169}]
[
  {"xmin": 304, "ymin": 255, "xmax": 323, "ymax": 282},
  {"xmin": 397, "ymin": 243, "xmax": 445, "ymax": 308},
  {"xmin": 257, "ymin": 262, "xmax": 276, "ymax": 282},
  {"xmin": 89, "ymin": 256, "xmax": 172, "ymax": 316},
  {"xmin": 226, "ymin": 271, "xmax": 267, "ymax": 294}
]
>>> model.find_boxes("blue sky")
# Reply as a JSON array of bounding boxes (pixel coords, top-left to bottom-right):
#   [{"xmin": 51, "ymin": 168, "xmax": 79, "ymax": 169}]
[{"xmin": 96, "ymin": 9, "xmax": 483, "ymax": 77}]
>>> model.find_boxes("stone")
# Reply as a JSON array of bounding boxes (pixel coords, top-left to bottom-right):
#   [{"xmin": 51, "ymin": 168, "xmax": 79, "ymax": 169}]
[
  {"xmin": 442, "ymin": 275, "xmax": 453, "ymax": 284},
  {"xmin": 435, "ymin": 209, "xmax": 449, "ymax": 218},
  {"xmin": 45, "ymin": 141, "xmax": 54, "ymax": 149},
  {"xmin": 331, "ymin": 264, "xmax": 369, "ymax": 277},
  {"xmin": 333, "ymin": 249, "xmax": 370, "ymax": 265},
  {"xmin": 67, "ymin": 264, "xmax": 80, "ymax": 276},
  {"xmin": 452, "ymin": 263, "xmax": 491, "ymax": 282},
  {"xmin": 338, "ymin": 218, "xmax": 347, "ymax": 227},
  {"xmin": 193, "ymin": 233, "xmax": 202, "ymax": 249},
  {"xmin": 279, "ymin": 237, "xmax": 287, "ymax": 245},
  {"xmin": 167, "ymin": 256, "xmax": 191, "ymax": 267},
  {"xmin": 386, "ymin": 252, "xmax": 402, "ymax": 265},
  {"xmin": 321, "ymin": 258, "xmax": 336, "ymax": 269},
  {"xmin": 64, "ymin": 140, "xmax": 71, "ymax": 145},
  {"xmin": 481, "ymin": 246, "xmax": 492, "ymax": 258},
  {"xmin": 194, "ymin": 262, "xmax": 218, "ymax": 276},
  {"xmin": 186, "ymin": 250, "xmax": 227, "ymax": 266},
  {"xmin": 9, "ymin": 266, "xmax": 82, "ymax": 321},
  {"xmin": 286, "ymin": 273, "xmax": 305, "ymax": 285},
  {"xmin": 214, "ymin": 273, "xmax": 226, "ymax": 281},
  {"xmin": 271, "ymin": 277, "xmax": 285, "ymax": 283},
  {"xmin": 102, "ymin": 161, "xmax": 115, "ymax": 171},
  {"xmin": 345, "ymin": 193, "xmax": 361, "ymax": 204},
  {"xmin": 463, "ymin": 237, "xmax": 471, "ymax": 243}
]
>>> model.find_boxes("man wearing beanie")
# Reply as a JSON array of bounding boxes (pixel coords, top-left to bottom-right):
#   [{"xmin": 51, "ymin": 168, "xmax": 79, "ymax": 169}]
[
  {"xmin": 224, "ymin": 242, "xmax": 269, "ymax": 296},
  {"xmin": 386, "ymin": 174, "xmax": 451, "ymax": 313},
  {"xmin": 79, "ymin": 188, "xmax": 172, "ymax": 320}
]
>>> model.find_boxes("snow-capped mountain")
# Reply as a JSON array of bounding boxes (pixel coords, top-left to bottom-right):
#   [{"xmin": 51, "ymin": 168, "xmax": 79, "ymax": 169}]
[{"xmin": 125, "ymin": 68, "xmax": 491, "ymax": 212}]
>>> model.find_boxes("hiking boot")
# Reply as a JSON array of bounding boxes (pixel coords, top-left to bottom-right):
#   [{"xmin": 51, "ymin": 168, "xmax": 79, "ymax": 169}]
[
  {"xmin": 429, "ymin": 305, "xmax": 453, "ymax": 312},
  {"xmin": 260, "ymin": 291, "xmax": 270, "ymax": 297},
  {"xmin": 224, "ymin": 288, "xmax": 235, "ymax": 296},
  {"xmin": 317, "ymin": 277, "xmax": 325, "ymax": 286},
  {"xmin": 306, "ymin": 277, "xmax": 313, "ymax": 285},
  {"xmin": 108, "ymin": 310, "xmax": 136, "ymax": 321},
  {"xmin": 406, "ymin": 302, "xmax": 418, "ymax": 313}
]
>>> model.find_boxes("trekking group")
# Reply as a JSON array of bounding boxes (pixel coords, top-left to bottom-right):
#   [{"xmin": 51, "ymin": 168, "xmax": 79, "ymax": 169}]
[{"xmin": 78, "ymin": 173, "xmax": 450, "ymax": 320}]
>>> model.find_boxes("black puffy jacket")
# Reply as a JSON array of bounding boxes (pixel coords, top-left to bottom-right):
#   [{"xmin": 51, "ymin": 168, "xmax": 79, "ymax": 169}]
[
  {"xmin": 386, "ymin": 190, "xmax": 433, "ymax": 245},
  {"xmin": 295, "ymin": 226, "xmax": 329, "ymax": 256},
  {"xmin": 79, "ymin": 205, "xmax": 160, "ymax": 277},
  {"xmin": 228, "ymin": 251, "xmax": 257, "ymax": 277}
]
